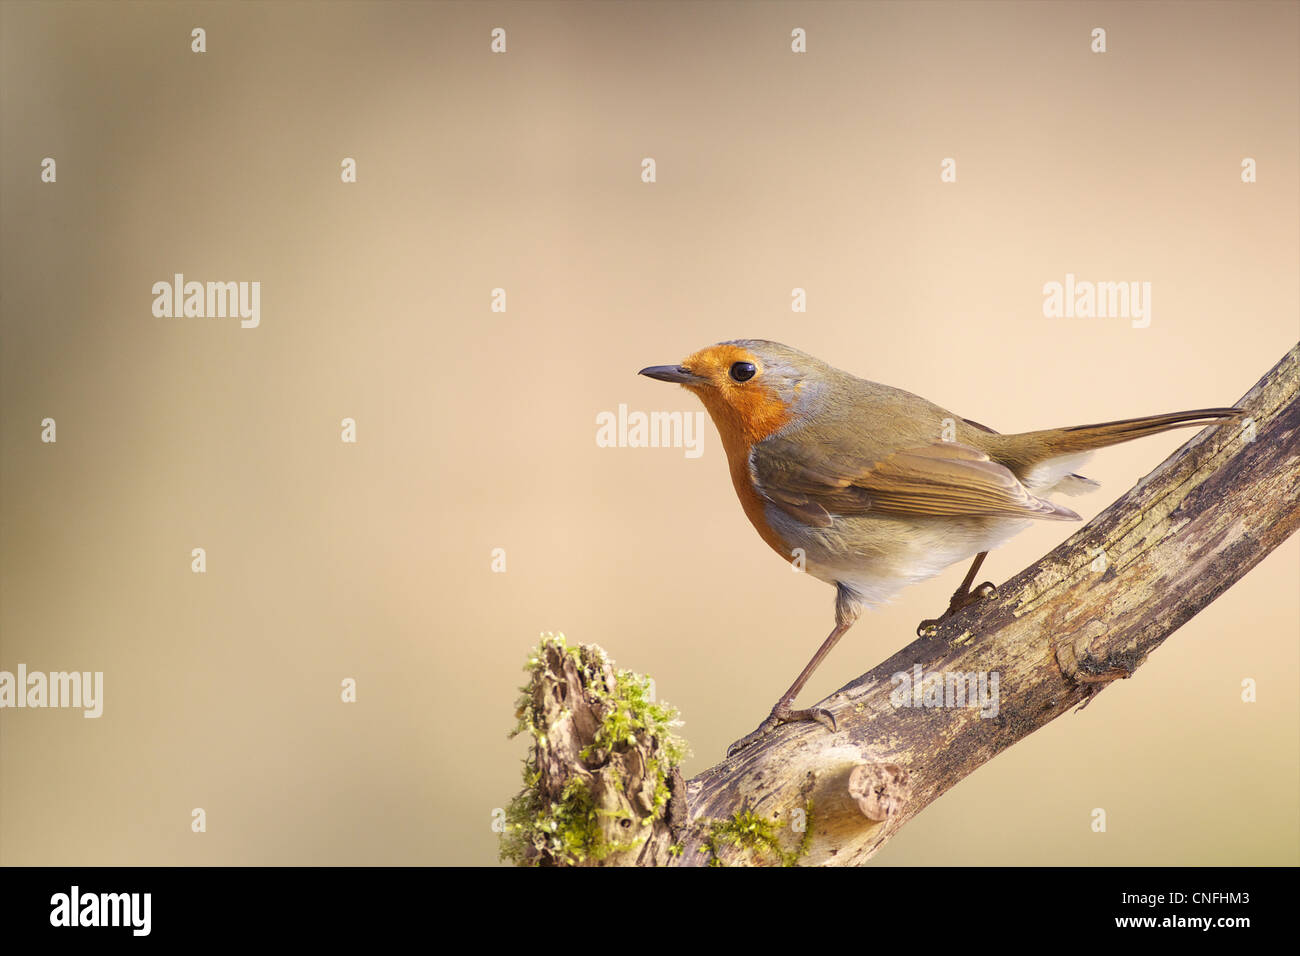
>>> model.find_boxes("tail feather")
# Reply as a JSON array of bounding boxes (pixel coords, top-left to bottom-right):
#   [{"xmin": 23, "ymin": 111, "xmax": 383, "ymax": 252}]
[
  {"xmin": 1052, "ymin": 408, "xmax": 1243, "ymax": 451},
  {"xmin": 997, "ymin": 407, "xmax": 1242, "ymax": 467}
]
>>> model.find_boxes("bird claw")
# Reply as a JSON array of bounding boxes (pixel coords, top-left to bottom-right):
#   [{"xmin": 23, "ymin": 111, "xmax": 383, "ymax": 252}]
[
  {"xmin": 725, "ymin": 704, "xmax": 837, "ymax": 758},
  {"xmin": 813, "ymin": 708, "xmax": 838, "ymax": 732},
  {"xmin": 916, "ymin": 581, "xmax": 999, "ymax": 635},
  {"xmin": 725, "ymin": 723, "xmax": 774, "ymax": 758}
]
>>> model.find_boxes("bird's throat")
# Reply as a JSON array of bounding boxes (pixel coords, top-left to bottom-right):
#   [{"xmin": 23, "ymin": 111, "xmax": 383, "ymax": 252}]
[{"xmin": 689, "ymin": 384, "xmax": 794, "ymax": 448}]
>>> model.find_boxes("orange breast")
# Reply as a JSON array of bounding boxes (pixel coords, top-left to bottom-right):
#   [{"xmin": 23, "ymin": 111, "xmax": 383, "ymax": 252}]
[
  {"xmin": 726, "ymin": 449, "xmax": 793, "ymax": 559},
  {"xmin": 691, "ymin": 384, "xmax": 794, "ymax": 560}
]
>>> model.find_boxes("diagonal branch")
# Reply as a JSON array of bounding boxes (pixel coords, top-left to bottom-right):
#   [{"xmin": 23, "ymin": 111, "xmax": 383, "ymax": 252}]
[{"xmin": 502, "ymin": 343, "xmax": 1299, "ymax": 866}]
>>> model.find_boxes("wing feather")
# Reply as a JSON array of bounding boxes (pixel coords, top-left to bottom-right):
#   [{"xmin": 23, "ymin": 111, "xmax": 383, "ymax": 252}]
[{"xmin": 752, "ymin": 438, "xmax": 1080, "ymax": 524}]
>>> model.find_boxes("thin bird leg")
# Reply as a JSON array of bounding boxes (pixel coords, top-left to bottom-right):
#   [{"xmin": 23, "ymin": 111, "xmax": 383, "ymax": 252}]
[
  {"xmin": 726, "ymin": 620, "xmax": 850, "ymax": 757},
  {"xmin": 916, "ymin": 550, "xmax": 997, "ymax": 636},
  {"xmin": 951, "ymin": 550, "xmax": 989, "ymax": 605}
]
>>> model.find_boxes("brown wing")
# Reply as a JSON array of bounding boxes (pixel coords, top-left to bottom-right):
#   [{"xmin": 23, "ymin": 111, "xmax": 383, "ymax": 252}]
[{"xmin": 752, "ymin": 437, "xmax": 1081, "ymax": 526}]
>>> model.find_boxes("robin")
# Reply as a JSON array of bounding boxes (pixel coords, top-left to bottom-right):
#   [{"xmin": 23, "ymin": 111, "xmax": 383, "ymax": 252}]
[{"xmin": 639, "ymin": 340, "xmax": 1240, "ymax": 754}]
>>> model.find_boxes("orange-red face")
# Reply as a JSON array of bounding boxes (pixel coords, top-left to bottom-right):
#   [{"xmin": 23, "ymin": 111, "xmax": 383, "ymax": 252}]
[{"xmin": 639, "ymin": 343, "xmax": 795, "ymax": 449}]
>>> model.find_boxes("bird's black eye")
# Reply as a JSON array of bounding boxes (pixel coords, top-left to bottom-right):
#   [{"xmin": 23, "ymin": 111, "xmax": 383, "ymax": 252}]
[{"xmin": 729, "ymin": 361, "xmax": 757, "ymax": 383}]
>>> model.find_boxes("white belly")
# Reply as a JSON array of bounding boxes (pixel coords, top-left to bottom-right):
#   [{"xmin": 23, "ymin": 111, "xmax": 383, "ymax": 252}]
[{"xmin": 769, "ymin": 507, "xmax": 1033, "ymax": 609}]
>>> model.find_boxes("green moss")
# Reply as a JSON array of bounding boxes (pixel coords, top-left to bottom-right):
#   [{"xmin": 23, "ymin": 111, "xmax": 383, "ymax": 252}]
[
  {"xmin": 583, "ymin": 665, "xmax": 687, "ymax": 766},
  {"xmin": 499, "ymin": 775, "xmax": 646, "ymax": 866},
  {"xmin": 499, "ymin": 632, "xmax": 689, "ymax": 866},
  {"xmin": 700, "ymin": 801, "xmax": 815, "ymax": 867}
]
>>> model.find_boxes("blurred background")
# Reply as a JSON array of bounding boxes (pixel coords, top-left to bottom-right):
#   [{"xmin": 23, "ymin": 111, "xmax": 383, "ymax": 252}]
[{"xmin": 1, "ymin": 0, "xmax": 1296, "ymax": 865}]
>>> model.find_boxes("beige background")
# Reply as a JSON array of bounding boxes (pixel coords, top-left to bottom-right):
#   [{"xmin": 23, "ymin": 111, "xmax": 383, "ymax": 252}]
[{"xmin": 1, "ymin": 1, "xmax": 1296, "ymax": 866}]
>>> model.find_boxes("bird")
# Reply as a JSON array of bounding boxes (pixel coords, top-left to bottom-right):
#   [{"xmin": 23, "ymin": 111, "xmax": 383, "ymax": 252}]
[{"xmin": 639, "ymin": 340, "xmax": 1241, "ymax": 755}]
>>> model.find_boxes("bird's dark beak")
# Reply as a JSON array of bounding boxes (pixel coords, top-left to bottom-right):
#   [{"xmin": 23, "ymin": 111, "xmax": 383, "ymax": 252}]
[{"xmin": 639, "ymin": 365, "xmax": 707, "ymax": 385}]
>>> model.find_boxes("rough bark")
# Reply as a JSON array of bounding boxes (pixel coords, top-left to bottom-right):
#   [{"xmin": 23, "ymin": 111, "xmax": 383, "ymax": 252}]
[{"xmin": 506, "ymin": 343, "xmax": 1299, "ymax": 866}]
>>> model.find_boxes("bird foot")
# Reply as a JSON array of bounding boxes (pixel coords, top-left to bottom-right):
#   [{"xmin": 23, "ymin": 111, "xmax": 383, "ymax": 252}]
[
  {"xmin": 916, "ymin": 581, "xmax": 998, "ymax": 637},
  {"xmin": 725, "ymin": 702, "xmax": 837, "ymax": 758}
]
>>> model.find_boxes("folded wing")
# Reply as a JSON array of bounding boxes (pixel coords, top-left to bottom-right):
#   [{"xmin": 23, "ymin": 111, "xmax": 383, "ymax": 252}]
[{"xmin": 752, "ymin": 437, "xmax": 1081, "ymax": 528}]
